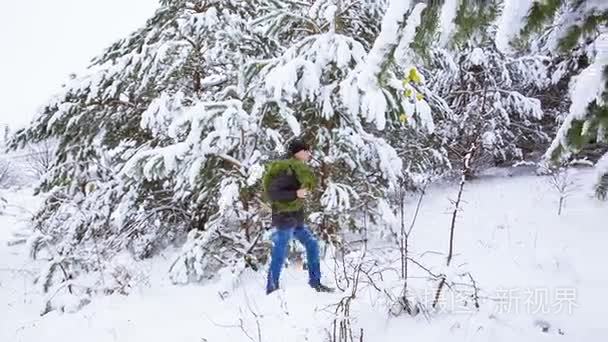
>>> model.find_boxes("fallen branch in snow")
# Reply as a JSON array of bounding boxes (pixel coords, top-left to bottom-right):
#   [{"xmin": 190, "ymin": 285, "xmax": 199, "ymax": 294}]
[
  {"xmin": 407, "ymin": 257, "xmax": 440, "ymax": 279},
  {"xmin": 6, "ymin": 237, "xmax": 27, "ymax": 246},
  {"xmin": 40, "ymin": 280, "xmax": 91, "ymax": 316},
  {"xmin": 207, "ymin": 292, "xmax": 264, "ymax": 342},
  {"xmin": 0, "ymin": 267, "xmax": 36, "ymax": 276},
  {"xmin": 209, "ymin": 316, "xmax": 258, "ymax": 342}
]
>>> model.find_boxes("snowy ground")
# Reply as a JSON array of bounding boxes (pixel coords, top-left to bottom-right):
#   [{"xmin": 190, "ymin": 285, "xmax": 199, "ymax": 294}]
[{"xmin": 1, "ymin": 168, "xmax": 607, "ymax": 342}]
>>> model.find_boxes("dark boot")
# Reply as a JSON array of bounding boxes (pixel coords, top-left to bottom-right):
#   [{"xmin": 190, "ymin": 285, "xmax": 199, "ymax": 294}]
[{"xmin": 313, "ymin": 283, "xmax": 335, "ymax": 293}]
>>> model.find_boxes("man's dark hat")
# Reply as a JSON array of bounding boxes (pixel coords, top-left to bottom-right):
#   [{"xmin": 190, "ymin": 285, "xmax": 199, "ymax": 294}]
[{"xmin": 288, "ymin": 138, "xmax": 310, "ymax": 156}]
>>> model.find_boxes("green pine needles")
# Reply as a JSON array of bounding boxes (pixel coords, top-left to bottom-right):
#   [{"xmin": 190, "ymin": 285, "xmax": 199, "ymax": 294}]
[
  {"xmin": 597, "ymin": 172, "xmax": 608, "ymax": 200},
  {"xmin": 550, "ymin": 65, "xmax": 608, "ymax": 161},
  {"xmin": 262, "ymin": 158, "xmax": 316, "ymax": 212},
  {"xmin": 452, "ymin": 0, "xmax": 502, "ymax": 47},
  {"xmin": 412, "ymin": 0, "xmax": 442, "ymax": 59},
  {"xmin": 520, "ymin": 0, "xmax": 563, "ymax": 40},
  {"xmin": 559, "ymin": 11, "xmax": 608, "ymax": 52}
]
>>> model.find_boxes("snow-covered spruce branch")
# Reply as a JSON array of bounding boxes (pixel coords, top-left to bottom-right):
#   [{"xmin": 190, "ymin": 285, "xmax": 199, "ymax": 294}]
[
  {"xmin": 0, "ymin": 158, "xmax": 17, "ymax": 188},
  {"xmin": 340, "ymin": 0, "xmax": 428, "ymax": 131},
  {"xmin": 595, "ymin": 152, "xmax": 608, "ymax": 200},
  {"xmin": 168, "ymin": 222, "xmax": 269, "ymax": 285}
]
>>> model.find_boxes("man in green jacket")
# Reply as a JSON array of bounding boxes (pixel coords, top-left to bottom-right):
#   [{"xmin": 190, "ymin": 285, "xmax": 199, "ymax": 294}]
[{"xmin": 263, "ymin": 139, "xmax": 334, "ymax": 294}]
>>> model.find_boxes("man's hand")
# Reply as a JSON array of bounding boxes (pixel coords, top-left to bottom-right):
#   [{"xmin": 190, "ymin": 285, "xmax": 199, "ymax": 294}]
[{"xmin": 296, "ymin": 188, "xmax": 309, "ymax": 199}]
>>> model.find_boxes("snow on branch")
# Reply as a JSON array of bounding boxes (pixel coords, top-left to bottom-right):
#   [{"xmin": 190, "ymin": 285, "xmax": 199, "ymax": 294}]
[
  {"xmin": 544, "ymin": 33, "xmax": 608, "ymax": 161},
  {"xmin": 340, "ymin": 0, "xmax": 427, "ymax": 130},
  {"xmin": 122, "ymin": 99, "xmax": 252, "ymax": 182},
  {"xmin": 595, "ymin": 152, "xmax": 608, "ymax": 200}
]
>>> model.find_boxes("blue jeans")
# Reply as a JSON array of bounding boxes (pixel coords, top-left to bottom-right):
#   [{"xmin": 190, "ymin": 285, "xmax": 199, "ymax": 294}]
[{"xmin": 266, "ymin": 225, "xmax": 321, "ymax": 294}]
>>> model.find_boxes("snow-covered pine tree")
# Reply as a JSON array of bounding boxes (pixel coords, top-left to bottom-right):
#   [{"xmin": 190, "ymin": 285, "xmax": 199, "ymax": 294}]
[
  {"xmin": 10, "ymin": 0, "xmax": 277, "ymax": 308},
  {"xmin": 410, "ymin": 0, "xmax": 555, "ymax": 174},
  {"xmin": 514, "ymin": 0, "xmax": 608, "ymax": 198},
  {"xmin": 6, "ymin": 0, "xmax": 448, "ymax": 299},
  {"xmin": 242, "ymin": 0, "xmax": 446, "ymax": 245},
  {"xmin": 429, "ymin": 45, "xmax": 554, "ymax": 173}
]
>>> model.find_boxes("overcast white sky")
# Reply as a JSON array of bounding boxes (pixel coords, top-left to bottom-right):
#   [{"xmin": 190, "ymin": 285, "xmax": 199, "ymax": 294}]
[{"xmin": 0, "ymin": 0, "xmax": 159, "ymax": 132}]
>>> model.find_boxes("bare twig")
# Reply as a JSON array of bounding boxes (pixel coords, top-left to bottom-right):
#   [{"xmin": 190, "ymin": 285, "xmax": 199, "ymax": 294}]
[
  {"xmin": 243, "ymin": 291, "xmax": 263, "ymax": 342},
  {"xmin": 331, "ymin": 229, "xmax": 369, "ymax": 342},
  {"xmin": 407, "ymin": 183, "xmax": 427, "ymax": 237},
  {"xmin": 434, "ymin": 142, "xmax": 476, "ymax": 308},
  {"xmin": 467, "ymin": 272, "xmax": 480, "ymax": 309},
  {"xmin": 400, "ymin": 182, "xmax": 427, "ymax": 314},
  {"xmin": 407, "ymin": 257, "xmax": 441, "ymax": 279},
  {"xmin": 546, "ymin": 166, "xmax": 575, "ymax": 216},
  {"xmin": 447, "ymin": 143, "xmax": 475, "ymax": 266}
]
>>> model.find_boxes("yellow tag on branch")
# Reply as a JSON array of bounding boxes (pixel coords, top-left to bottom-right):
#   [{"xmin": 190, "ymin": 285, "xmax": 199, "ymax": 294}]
[{"xmin": 408, "ymin": 68, "xmax": 422, "ymax": 84}]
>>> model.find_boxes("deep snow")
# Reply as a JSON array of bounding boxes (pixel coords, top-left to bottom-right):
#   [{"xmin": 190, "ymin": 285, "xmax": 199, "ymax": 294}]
[{"xmin": 1, "ymin": 167, "xmax": 607, "ymax": 342}]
